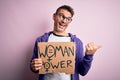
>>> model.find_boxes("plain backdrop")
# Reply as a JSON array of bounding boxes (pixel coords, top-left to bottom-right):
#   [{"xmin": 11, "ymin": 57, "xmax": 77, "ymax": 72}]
[{"xmin": 0, "ymin": 0, "xmax": 120, "ymax": 80}]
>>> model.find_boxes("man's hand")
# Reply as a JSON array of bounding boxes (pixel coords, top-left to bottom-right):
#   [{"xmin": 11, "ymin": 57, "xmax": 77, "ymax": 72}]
[
  {"xmin": 31, "ymin": 58, "xmax": 42, "ymax": 71},
  {"xmin": 85, "ymin": 42, "xmax": 101, "ymax": 55}
]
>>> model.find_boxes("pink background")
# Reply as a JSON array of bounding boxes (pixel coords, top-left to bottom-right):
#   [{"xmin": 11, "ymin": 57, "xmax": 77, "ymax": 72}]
[{"xmin": 0, "ymin": 0, "xmax": 120, "ymax": 80}]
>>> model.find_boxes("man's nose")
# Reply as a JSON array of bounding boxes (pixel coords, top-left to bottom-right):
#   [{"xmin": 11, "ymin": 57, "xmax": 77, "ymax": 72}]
[{"xmin": 62, "ymin": 18, "xmax": 67, "ymax": 23}]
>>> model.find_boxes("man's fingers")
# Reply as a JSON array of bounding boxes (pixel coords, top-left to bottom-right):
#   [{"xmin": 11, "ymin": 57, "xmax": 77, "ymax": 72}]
[
  {"xmin": 32, "ymin": 65, "xmax": 42, "ymax": 71},
  {"xmin": 97, "ymin": 45, "xmax": 102, "ymax": 49},
  {"xmin": 85, "ymin": 42, "xmax": 101, "ymax": 54},
  {"xmin": 31, "ymin": 58, "xmax": 42, "ymax": 64},
  {"xmin": 33, "ymin": 63, "xmax": 42, "ymax": 68},
  {"xmin": 31, "ymin": 58, "xmax": 42, "ymax": 71},
  {"xmin": 87, "ymin": 42, "xmax": 101, "ymax": 49}
]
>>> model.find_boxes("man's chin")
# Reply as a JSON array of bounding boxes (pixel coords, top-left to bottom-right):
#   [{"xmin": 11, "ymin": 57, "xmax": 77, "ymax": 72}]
[
  {"xmin": 55, "ymin": 25, "xmax": 65, "ymax": 32},
  {"xmin": 56, "ymin": 29, "xmax": 64, "ymax": 32}
]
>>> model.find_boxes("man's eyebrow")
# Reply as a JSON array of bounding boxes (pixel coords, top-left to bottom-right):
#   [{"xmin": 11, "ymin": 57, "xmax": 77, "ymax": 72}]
[{"xmin": 58, "ymin": 13, "xmax": 72, "ymax": 18}]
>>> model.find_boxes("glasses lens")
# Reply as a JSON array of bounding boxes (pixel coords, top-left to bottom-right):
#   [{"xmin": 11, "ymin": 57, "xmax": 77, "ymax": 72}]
[{"xmin": 57, "ymin": 13, "xmax": 72, "ymax": 23}]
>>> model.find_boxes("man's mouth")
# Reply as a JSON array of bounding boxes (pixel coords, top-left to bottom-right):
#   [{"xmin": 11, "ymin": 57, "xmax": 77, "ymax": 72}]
[{"xmin": 59, "ymin": 22, "xmax": 66, "ymax": 28}]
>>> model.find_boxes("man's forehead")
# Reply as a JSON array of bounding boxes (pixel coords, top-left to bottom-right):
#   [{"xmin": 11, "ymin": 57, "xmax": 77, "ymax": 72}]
[{"xmin": 58, "ymin": 9, "xmax": 72, "ymax": 17}]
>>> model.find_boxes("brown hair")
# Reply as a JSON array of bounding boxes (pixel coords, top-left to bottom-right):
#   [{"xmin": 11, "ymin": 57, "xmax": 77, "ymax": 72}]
[{"xmin": 55, "ymin": 5, "xmax": 74, "ymax": 17}]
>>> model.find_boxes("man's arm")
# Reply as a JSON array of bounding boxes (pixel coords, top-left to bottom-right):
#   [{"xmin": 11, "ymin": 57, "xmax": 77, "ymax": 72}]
[
  {"xmin": 30, "ymin": 38, "xmax": 42, "ymax": 73},
  {"xmin": 77, "ymin": 40, "xmax": 101, "ymax": 76}
]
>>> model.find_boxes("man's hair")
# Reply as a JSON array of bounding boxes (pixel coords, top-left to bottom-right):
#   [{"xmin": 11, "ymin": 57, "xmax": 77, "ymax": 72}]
[{"xmin": 55, "ymin": 5, "xmax": 74, "ymax": 17}]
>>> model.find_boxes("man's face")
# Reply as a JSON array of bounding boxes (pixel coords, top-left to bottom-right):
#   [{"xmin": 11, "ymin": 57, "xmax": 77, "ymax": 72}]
[{"xmin": 53, "ymin": 9, "xmax": 72, "ymax": 33}]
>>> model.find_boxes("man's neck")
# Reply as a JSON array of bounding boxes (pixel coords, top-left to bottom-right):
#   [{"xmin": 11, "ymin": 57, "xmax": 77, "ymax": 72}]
[{"xmin": 53, "ymin": 31, "xmax": 69, "ymax": 37}]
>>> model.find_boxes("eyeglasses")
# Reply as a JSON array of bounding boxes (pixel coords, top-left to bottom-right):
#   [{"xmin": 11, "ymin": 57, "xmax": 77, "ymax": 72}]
[{"xmin": 56, "ymin": 13, "xmax": 72, "ymax": 23}]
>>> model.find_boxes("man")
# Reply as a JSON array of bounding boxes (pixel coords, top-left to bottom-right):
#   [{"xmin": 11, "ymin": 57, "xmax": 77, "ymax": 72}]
[{"xmin": 30, "ymin": 5, "xmax": 101, "ymax": 80}]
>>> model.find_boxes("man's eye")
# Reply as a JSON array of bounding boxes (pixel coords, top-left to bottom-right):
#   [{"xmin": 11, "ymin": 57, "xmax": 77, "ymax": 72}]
[
  {"xmin": 68, "ymin": 18, "xmax": 71, "ymax": 21},
  {"xmin": 62, "ymin": 15, "xmax": 66, "ymax": 19}
]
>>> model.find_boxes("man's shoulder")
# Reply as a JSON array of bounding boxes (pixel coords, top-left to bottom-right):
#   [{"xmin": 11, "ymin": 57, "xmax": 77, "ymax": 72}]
[
  {"xmin": 36, "ymin": 31, "xmax": 52, "ymax": 42},
  {"xmin": 69, "ymin": 33, "xmax": 82, "ymax": 42}
]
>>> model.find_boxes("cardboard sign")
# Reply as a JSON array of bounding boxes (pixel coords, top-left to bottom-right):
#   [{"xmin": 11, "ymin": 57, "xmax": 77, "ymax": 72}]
[{"xmin": 38, "ymin": 42, "xmax": 76, "ymax": 74}]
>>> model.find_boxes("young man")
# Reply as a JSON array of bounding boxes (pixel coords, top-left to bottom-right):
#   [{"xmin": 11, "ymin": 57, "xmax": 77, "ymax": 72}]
[{"xmin": 30, "ymin": 5, "xmax": 101, "ymax": 80}]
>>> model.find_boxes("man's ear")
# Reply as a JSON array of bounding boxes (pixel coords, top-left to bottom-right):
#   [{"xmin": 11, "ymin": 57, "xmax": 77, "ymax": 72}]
[{"xmin": 53, "ymin": 13, "xmax": 56, "ymax": 20}]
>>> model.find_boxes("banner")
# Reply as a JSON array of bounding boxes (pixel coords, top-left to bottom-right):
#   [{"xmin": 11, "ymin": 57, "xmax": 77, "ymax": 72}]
[{"xmin": 38, "ymin": 42, "xmax": 76, "ymax": 74}]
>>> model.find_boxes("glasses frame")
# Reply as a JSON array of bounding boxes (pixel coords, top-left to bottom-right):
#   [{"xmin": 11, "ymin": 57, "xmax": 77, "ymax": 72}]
[{"xmin": 56, "ymin": 13, "xmax": 72, "ymax": 23}]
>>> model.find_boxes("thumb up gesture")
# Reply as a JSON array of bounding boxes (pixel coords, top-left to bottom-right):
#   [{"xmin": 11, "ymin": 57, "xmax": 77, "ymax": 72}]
[{"xmin": 85, "ymin": 42, "xmax": 101, "ymax": 55}]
